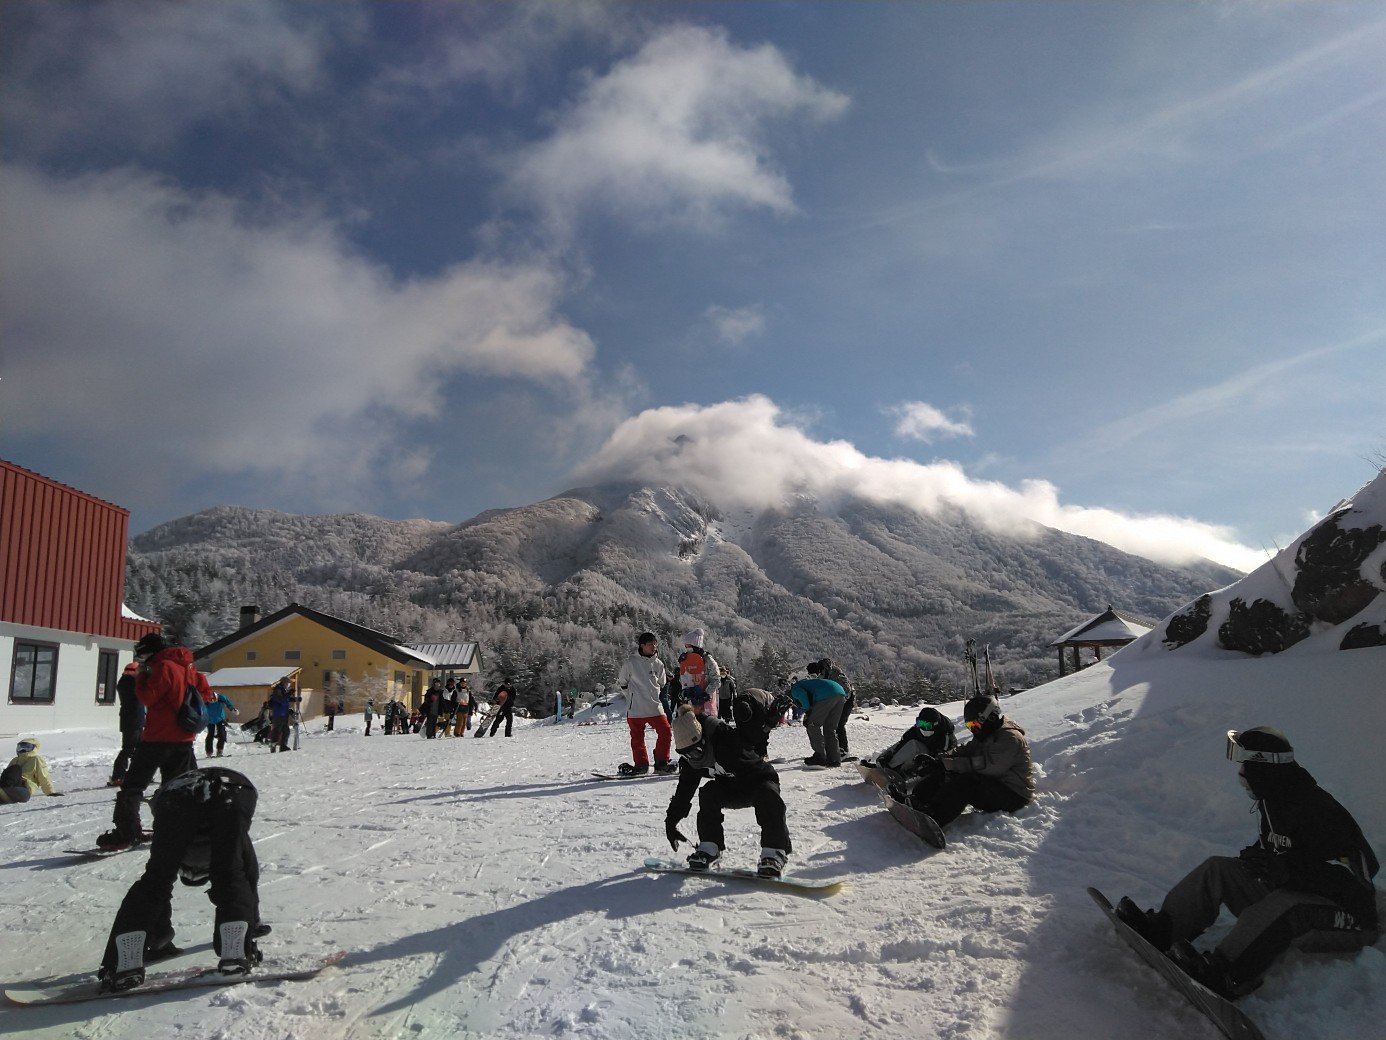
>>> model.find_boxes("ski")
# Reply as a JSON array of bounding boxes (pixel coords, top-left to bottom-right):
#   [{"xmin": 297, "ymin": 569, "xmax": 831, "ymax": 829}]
[
  {"xmin": 1088, "ymin": 888, "xmax": 1264, "ymax": 1040},
  {"xmin": 880, "ymin": 788, "xmax": 945, "ymax": 849},
  {"xmin": 5, "ymin": 951, "xmax": 345, "ymax": 1007},
  {"xmin": 643, "ymin": 857, "xmax": 843, "ymax": 895}
]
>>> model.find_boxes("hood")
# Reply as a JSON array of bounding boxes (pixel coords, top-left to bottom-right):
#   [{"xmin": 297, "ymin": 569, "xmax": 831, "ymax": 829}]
[
  {"xmin": 152, "ymin": 645, "xmax": 195, "ymax": 667},
  {"xmin": 1243, "ymin": 760, "xmax": 1317, "ymax": 800}
]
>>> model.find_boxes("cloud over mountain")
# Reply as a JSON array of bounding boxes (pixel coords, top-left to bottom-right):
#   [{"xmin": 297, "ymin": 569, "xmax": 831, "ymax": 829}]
[{"xmin": 573, "ymin": 396, "xmax": 1264, "ymax": 571}]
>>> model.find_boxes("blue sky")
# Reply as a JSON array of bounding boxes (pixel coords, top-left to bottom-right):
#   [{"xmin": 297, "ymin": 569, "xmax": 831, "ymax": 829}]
[{"xmin": 2, "ymin": 1, "xmax": 1382, "ymax": 571}]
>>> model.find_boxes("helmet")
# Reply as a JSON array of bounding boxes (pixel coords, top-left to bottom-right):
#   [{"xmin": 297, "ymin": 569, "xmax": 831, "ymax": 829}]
[
  {"xmin": 914, "ymin": 707, "xmax": 956, "ymax": 754},
  {"xmin": 1226, "ymin": 727, "xmax": 1294, "ymax": 764},
  {"xmin": 964, "ymin": 695, "xmax": 1001, "ymax": 731},
  {"xmin": 134, "ymin": 633, "xmax": 167, "ymax": 659}
]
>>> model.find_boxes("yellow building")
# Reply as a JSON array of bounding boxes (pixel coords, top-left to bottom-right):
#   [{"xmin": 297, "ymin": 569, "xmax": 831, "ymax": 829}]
[{"xmin": 194, "ymin": 603, "xmax": 481, "ymax": 714}]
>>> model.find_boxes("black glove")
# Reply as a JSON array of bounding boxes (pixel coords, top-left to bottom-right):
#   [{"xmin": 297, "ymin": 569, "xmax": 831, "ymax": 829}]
[
  {"xmin": 665, "ymin": 821, "xmax": 688, "ymax": 851},
  {"xmin": 911, "ymin": 753, "xmax": 941, "ymax": 776},
  {"xmin": 1238, "ymin": 844, "xmax": 1288, "ymax": 886}
]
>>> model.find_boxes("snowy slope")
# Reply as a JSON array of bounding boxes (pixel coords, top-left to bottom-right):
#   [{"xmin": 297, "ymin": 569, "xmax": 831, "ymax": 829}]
[{"xmin": 3, "ymin": 643, "xmax": 1382, "ymax": 1040}]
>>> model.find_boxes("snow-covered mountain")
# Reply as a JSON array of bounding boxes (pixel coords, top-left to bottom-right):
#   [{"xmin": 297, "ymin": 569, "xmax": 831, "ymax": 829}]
[{"xmin": 127, "ymin": 483, "xmax": 1240, "ymax": 695}]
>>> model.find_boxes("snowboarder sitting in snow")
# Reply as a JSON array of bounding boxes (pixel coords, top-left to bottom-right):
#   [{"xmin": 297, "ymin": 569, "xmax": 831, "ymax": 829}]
[
  {"xmin": 664, "ymin": 688, "xmax": 794, "ymax": 878},
  {"xmin": 867, "ymin": 706, "xmax": 957, "ymax": 794},
  {"xmin": 893, "ymin": 695, "xmax": 1032, "ymax": 829},
  {"xmin": 0, "ymin": 738, "xmax": 61, "ymax": 804},
  {"xmin": 1115, "ymin": 727, "xmax": 1378, "ymax": 1000},
  {"xmin": 99, "ymin": 766, "xmax": 270, "ymax": 992}
]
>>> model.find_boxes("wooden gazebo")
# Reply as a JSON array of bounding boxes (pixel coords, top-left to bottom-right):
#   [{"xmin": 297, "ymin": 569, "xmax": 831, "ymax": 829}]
[{"xmin": 1049, "ymin": 605, "xmax": 1155, "ymax": 676}]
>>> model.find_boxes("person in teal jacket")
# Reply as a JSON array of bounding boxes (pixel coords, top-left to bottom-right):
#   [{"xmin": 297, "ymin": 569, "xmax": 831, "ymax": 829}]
[
  {"xmin": 203, "ymin": 693, "xmax": 239, "ymax": 758},
  {"xmin": 787, "ymin": 662, "xmax": 848, "ymax": 767}
]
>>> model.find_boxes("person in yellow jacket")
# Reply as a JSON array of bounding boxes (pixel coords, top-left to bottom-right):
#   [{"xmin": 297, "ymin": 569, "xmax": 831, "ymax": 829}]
[{"xmin": 0, "ymin": 738, "xmax": 61, "ymax": 804}]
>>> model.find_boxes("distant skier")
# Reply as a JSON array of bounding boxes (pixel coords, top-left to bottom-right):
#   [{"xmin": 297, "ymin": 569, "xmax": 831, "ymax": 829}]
[
  {"xmin": 677, "ymin": 629, "xmax": 722, "ymax": 718},
  {"xmin": 98, "ymin": 767, "xmax": 269, "ymax": 992},
  {"xmin": 1115, "ymin": 727, "xmax": 1378, "ymax": 1000},
  {"xmin": 0, "ymin": 738, "xmax": 60, "ymax": 804},
  {"xmin": 894, "ymin": 695, "xmax": 1033, "ymax": 829},
  {"xmin": 363, "ymin": 698, "xmax": 375, "ymax": 736},
  {"xmin": 203, "ymin": 691, "xmax": 238, "ymax": 758},
  {"xmin": 866, "ymin": 706, "xmax": 957, "ymax": 797},
  {"xmin": 108, "ymin": 660, "xmax": 145, "ymax": 786},
  {"xmin": 617, "ymin": 632, "xmax": 675, "ymax": 776},
  {"xmin": 787, "ymin": 661, "xmax": 848, "ymax": 767},
  {"xmin": 267, "ymin": 679, "xmax": 293, "ymax": 752},
  {"xmin": 487, "ymin": 684, "xmax": 516, "ymax": 737},
  {"xmin": 454, "ymin": 682, "xmax": 475, "ymax": 736},
  {"xmin": 664, "ymin": 688, "xmax": 793, "ymax": 878},
  {"xmin": 424, "ymin": 678, "xmax": 444, "ymax": 739}
]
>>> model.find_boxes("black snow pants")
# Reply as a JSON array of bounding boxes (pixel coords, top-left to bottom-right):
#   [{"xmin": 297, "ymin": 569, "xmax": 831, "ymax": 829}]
[
  {"xmin": 921, "ymin": 772, "xmax": 1028, "ymax": 827},
  {"xmin": 102, "ymin": 775, "xmax": 260, "ymax": 971},
  {"xmin": 696, "ymin": 776, "xmax": 792, "ymax": 854},
  {"xmin": 112, "ymin": 741, "xmax": 197, "ymax": 838}
]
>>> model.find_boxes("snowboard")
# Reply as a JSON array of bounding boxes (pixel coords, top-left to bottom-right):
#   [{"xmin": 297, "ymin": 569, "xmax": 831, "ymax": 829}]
[
  {"xmin": 855, "ymin": 760, "xmax": 898, "ymax": 790},
  {"xmin": 5, "ymin": 950, "xmax": 344, "ymax": 1007},
  {"xmin": 590, "ymin": 770, "xmax": 679, "ymax": 781},
  {"xmin": 1088, "ymin": 888, "xmax": 1264, "ymax": 1040},
  {"xmin": 880, "ymin": 789, "xmax": 945, "ymax": 849},
  {"xmin": 64, "ymin": 843, "xmax": 150, "ymax": 859},
  {"xmin": 643, "ymin": 857, "xmax": 844, "ymax": 895}
]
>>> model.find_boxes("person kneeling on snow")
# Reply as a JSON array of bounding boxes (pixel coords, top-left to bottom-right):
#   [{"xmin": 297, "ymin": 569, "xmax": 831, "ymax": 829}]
[
  {"xmin": 869, "ymin": 706, "xmax": 956, "ymax": 794},
  {"xmin": 99, "ymin": 767, "xmax": 270, "ymax": 992},
  {"xmin": 896, "ymin": 695, "xmax": 1033, "ymax": 828},
  {"xmin": 1115, "ymin": 727, "xmax": 1378, "ymax": 1000},
  {"xmin": 0, "ymin": 738, "xmax": 60, "ymax": 804},
  {"xmin": 664, "ymin": 689, "xmax": 793, "ymax": 878}
]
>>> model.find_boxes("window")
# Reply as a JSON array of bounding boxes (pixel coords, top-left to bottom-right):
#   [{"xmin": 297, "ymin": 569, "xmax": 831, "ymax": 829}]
[
  {"xmin": 246, "ymin": 650, "xmax": 258, "ymax": 661},
  {"xmin": 394, "ymin": 671, "xmax": 405, "ymax": 688},
  {"xmin": 95, "ymin": 649, "xmax": 119, "ymax": 704},
  {"xmin": 331, "ymin": 649, "xmax": 346, "ymax": 660},
  {"xmin": 10, "ymin": 641, "xmax": 58, "ymax": 703},
  {"xmin": 285, "ymin": 650, "xmax": 301, "ymax": 661}
]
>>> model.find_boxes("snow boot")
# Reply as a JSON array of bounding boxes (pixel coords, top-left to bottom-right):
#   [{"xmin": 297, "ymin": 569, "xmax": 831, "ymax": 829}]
[
  {"xmin": 757, "ymin": 848, "xmax": 788, "ymax": 879},
  {"xmin": 652, "ymin": 760, "xmax": 677, "ymax": 774},
  {"xmin": 216, "ymin": 921, "xmax": 263, "ymax": 975},
  {"xmin": 1167, "ymin": 940, "xmax": 1243, "ymax": 999},
  {"xmin": 145, "ymin": 928, "xmax": 182, "ymax": 962},
  {"xmin": 616, "ymin": 762, "xmax": 649, "ymax": 777},
  {"xmin": 99, "ymin": 930, "xmax": 146, "ymax": 993},
  {"xmin": 686, "ymin": 842, "xmax": 721, "ymax": 871},
  {"xmin": 802, "ymin": 755, "xmax": 829, "ymax": 769},
  {"xmin": 96, "ymin": 827, "xmax": 147, "ymax": 851},
  {"xmin": 1115, "ymin": 897, "xmax": 1173, "ymax": 952}
]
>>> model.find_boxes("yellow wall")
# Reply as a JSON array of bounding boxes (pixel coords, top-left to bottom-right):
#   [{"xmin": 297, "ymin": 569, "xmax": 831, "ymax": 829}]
[{"xmin": 200, "ymin": 614, "xmax": 431, "ymax": 711}]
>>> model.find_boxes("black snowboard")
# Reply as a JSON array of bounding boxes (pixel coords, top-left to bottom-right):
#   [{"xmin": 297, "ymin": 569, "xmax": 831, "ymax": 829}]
[
  {"xmin": 879, "ymin": 789, "xmax": 945, "ymax": 848},
  {"xmin": 1088, "ymin": 887, "xmax": 1264, "ymax": 1040}
]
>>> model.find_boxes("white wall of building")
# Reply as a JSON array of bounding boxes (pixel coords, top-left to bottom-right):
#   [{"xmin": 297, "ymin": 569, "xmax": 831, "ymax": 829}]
[{"xmin": 0, "ymin": 622, "xmax": 132, "ymax": 736}]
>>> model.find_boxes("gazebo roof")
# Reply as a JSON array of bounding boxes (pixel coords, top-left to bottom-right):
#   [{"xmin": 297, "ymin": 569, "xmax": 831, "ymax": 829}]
[{"xmin": 1049, "ymin": 605, "xmax": 1155, "ymax": 648}]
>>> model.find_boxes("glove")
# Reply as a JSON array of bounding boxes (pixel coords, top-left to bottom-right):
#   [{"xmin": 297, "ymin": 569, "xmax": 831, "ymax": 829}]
[
  {"xmin": 1239, "ymin": 844, "xmax": 1288, "ymax": 886},
  {"xmin": 665, "ymin": 821, "xmax": 689, "ymax": 851},
  {"xmin": 911, "ymin": 753, "xmax": 941, "ymax": 775}
]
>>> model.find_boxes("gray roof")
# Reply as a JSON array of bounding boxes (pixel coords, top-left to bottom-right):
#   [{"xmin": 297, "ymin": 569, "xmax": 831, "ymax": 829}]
[
  {"xmin": 1049, "ymin": 606, "xmax": 1156, "ymax": 647},
  {"xmin": 406, "ymin": 642, "xmax": 481, "ymax": 669}
]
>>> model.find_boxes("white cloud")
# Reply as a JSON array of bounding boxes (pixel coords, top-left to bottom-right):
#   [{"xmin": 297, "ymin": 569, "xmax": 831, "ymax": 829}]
[
  {"xmin": 706, "ymin": 304, "xmax": 766, "ymax": 346},
  {"xmin": 572, "ymin": 396, "xmax": 1263, "ymax": 571},
  {"xmin": 0, "ymin": 164, "xmax": 594, "ymax": 492},
  {"xmin": 887, "ymin": 401, "xmax": 975, "ymax": 443},
  {"xmin": 508, "ymin": 24, "xmax": 849, "ymax": 232}
]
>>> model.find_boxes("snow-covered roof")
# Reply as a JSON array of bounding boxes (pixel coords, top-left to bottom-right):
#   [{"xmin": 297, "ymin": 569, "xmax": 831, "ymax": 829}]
[
  {"xmin": 203, "ymin": 666, "xmax": 301, "ymax": 688},
  {"xmin": 1050, "ymin": 606, "xmax": 1154, "ymax": 647},
  {"xmin": 121, "ymin": 602, "xmax": 154, "ymax": 623},
  {"xmin": 405, "ymin": 642, "xmax": 480, "ymax": 669}
]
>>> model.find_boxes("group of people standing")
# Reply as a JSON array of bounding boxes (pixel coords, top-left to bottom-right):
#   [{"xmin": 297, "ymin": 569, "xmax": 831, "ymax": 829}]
[{"xmin": 363, "ymin": 678, "xmax": 514, "ymax": 738}]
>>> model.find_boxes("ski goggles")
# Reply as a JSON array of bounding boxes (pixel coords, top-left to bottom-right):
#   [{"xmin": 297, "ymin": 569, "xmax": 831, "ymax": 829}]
[
  {"xmin": 1225, "ymin": 730, "xmax": 1294, "ymax": 765},
  {"xmin": 16, "ymin": 741, "xmax": 36, "ymax": 754},
  {"xmin": 965, "ymin": 719, "xmax": 983, "ymax": 733},
  {"xmin": 915, "ymin": 718, "xmax": 936, "ymax": 731}
]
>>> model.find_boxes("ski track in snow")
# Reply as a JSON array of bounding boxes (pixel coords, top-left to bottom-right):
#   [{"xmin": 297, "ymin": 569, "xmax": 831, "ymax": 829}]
[{"xmin": 3, "ymin": 647, "xmax": 1384, "ymax": 1039}]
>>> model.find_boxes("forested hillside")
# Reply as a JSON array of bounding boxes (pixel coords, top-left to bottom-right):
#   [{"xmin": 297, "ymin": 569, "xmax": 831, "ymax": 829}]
[{"xmin": 125, "ymin": 486, "xmax": 1241, "ymax": 712}]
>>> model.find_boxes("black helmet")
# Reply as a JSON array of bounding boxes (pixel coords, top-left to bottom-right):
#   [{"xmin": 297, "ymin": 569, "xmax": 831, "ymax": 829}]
[
  {"xmin": 1226, "ymin": 727, "xmax": 1293, "ymax": 764},
  {"xmin": 914, "ymin": 707, "xmax": 956, "ymax": 754},
  {"xmin": 134, "ymin": 632, "xmax": 167, "ymax": 659},
  {"xmin": 964, "ymin": 695, "xmax": 1001, "ymax": 732}
]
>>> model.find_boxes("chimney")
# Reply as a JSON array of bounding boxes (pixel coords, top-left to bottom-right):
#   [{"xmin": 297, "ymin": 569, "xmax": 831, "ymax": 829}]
[{"xmin": 239, "ymin": 605, "xmax": 261, "ymax": 630}]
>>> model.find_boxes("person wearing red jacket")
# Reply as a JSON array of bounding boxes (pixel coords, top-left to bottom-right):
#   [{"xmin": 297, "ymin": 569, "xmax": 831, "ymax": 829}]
[{"xmin": 97, "ymin": 633, "xmax": 214, "ymax": 851}]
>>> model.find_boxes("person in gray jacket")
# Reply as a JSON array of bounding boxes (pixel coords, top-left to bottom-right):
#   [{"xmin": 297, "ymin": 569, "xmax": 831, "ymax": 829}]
[
  {"xmin": 616, "ymin": 632, "xmax": 674, "ymax": 776},
  {"xmin": 905, "ymin": 695, "xmax": 1033, "ymax": 828}
]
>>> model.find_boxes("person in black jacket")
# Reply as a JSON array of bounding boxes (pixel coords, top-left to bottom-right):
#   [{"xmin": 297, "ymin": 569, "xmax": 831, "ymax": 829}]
[
  {"xmin": 664, "ymin": 689, "xmax": 793, "ymax": 878},
  {"xmin": 108, "ymin": 661, "xmax": 146, "ymax": 786},
  {"xmin": 1116, "ymin": 727, "xmax": 1379, "ymax": 999}
]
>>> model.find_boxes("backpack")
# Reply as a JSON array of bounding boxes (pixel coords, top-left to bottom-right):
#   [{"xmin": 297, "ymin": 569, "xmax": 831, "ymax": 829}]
[
  {"xmin": 678, "ymin": 648, "xmax": 707, "ymax": 698},
  {"xmin": 176, "ymin": 675, "xmax": 209, "ymax": 734}
]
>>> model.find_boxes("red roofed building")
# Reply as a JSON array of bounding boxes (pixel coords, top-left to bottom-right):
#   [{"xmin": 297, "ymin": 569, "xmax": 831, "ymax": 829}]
[{"xmin": 1, "ymin": 459, "xmax": 161, "ymax": 733}]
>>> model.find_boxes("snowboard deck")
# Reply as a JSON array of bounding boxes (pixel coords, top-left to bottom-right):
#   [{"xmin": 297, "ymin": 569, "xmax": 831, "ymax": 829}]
[
  {"xmin": 880, "ymin": 789, "xmax": 945, "ymax": 849},
  {"xmin": 590, "ymin": 771, "xmax": 679, "ymax": 781},
  {"xmin": 855, "ymin": 761, "xmax": 899, "ymax": 790},
  {"xmin": 1088, "ymin": 888, "xmax": 1264, "ymax": 1040},
  {"xmin": 5, "ymin": 950, "xmax": 345, "ymax": 1006},
  {"xmin": 643, "ymin": 857, "xmax": 844, "ymax": 895},
  {"xmin": 63, "ymin": 844, "xmax": 149, "ymax": 859}
]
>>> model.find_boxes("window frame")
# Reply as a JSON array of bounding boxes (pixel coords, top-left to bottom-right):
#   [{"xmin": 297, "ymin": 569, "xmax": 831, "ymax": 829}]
[
  {"xmin": 9, "ymin": 640, "xmax": 60, "ymax": 704},
  {"xmin": 95, "ymin": 648, "xmax": 119, "ymax": 704}
]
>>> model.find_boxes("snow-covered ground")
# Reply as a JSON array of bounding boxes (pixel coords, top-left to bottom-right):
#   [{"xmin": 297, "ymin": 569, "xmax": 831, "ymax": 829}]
[{"xmin": 3, "ymin": 642, "xmax": 1383, "ymax": 1039}]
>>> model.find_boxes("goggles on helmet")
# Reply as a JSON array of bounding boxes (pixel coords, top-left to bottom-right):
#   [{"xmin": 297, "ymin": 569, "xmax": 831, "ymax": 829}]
[
  {"xmin": 965, "ymin": 719, "xmax": 983, "ymax": 732},
  {"xmin": 16, "ymin": 740, "xmax": 36, "ymax": 754},
  {"xmin": 915, "ymin": 718, "xmax": 935, "ymax": 731},
  {"xmin": 1225, "ymin": 730, "xmax": 1293, "ymax": 765}
]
